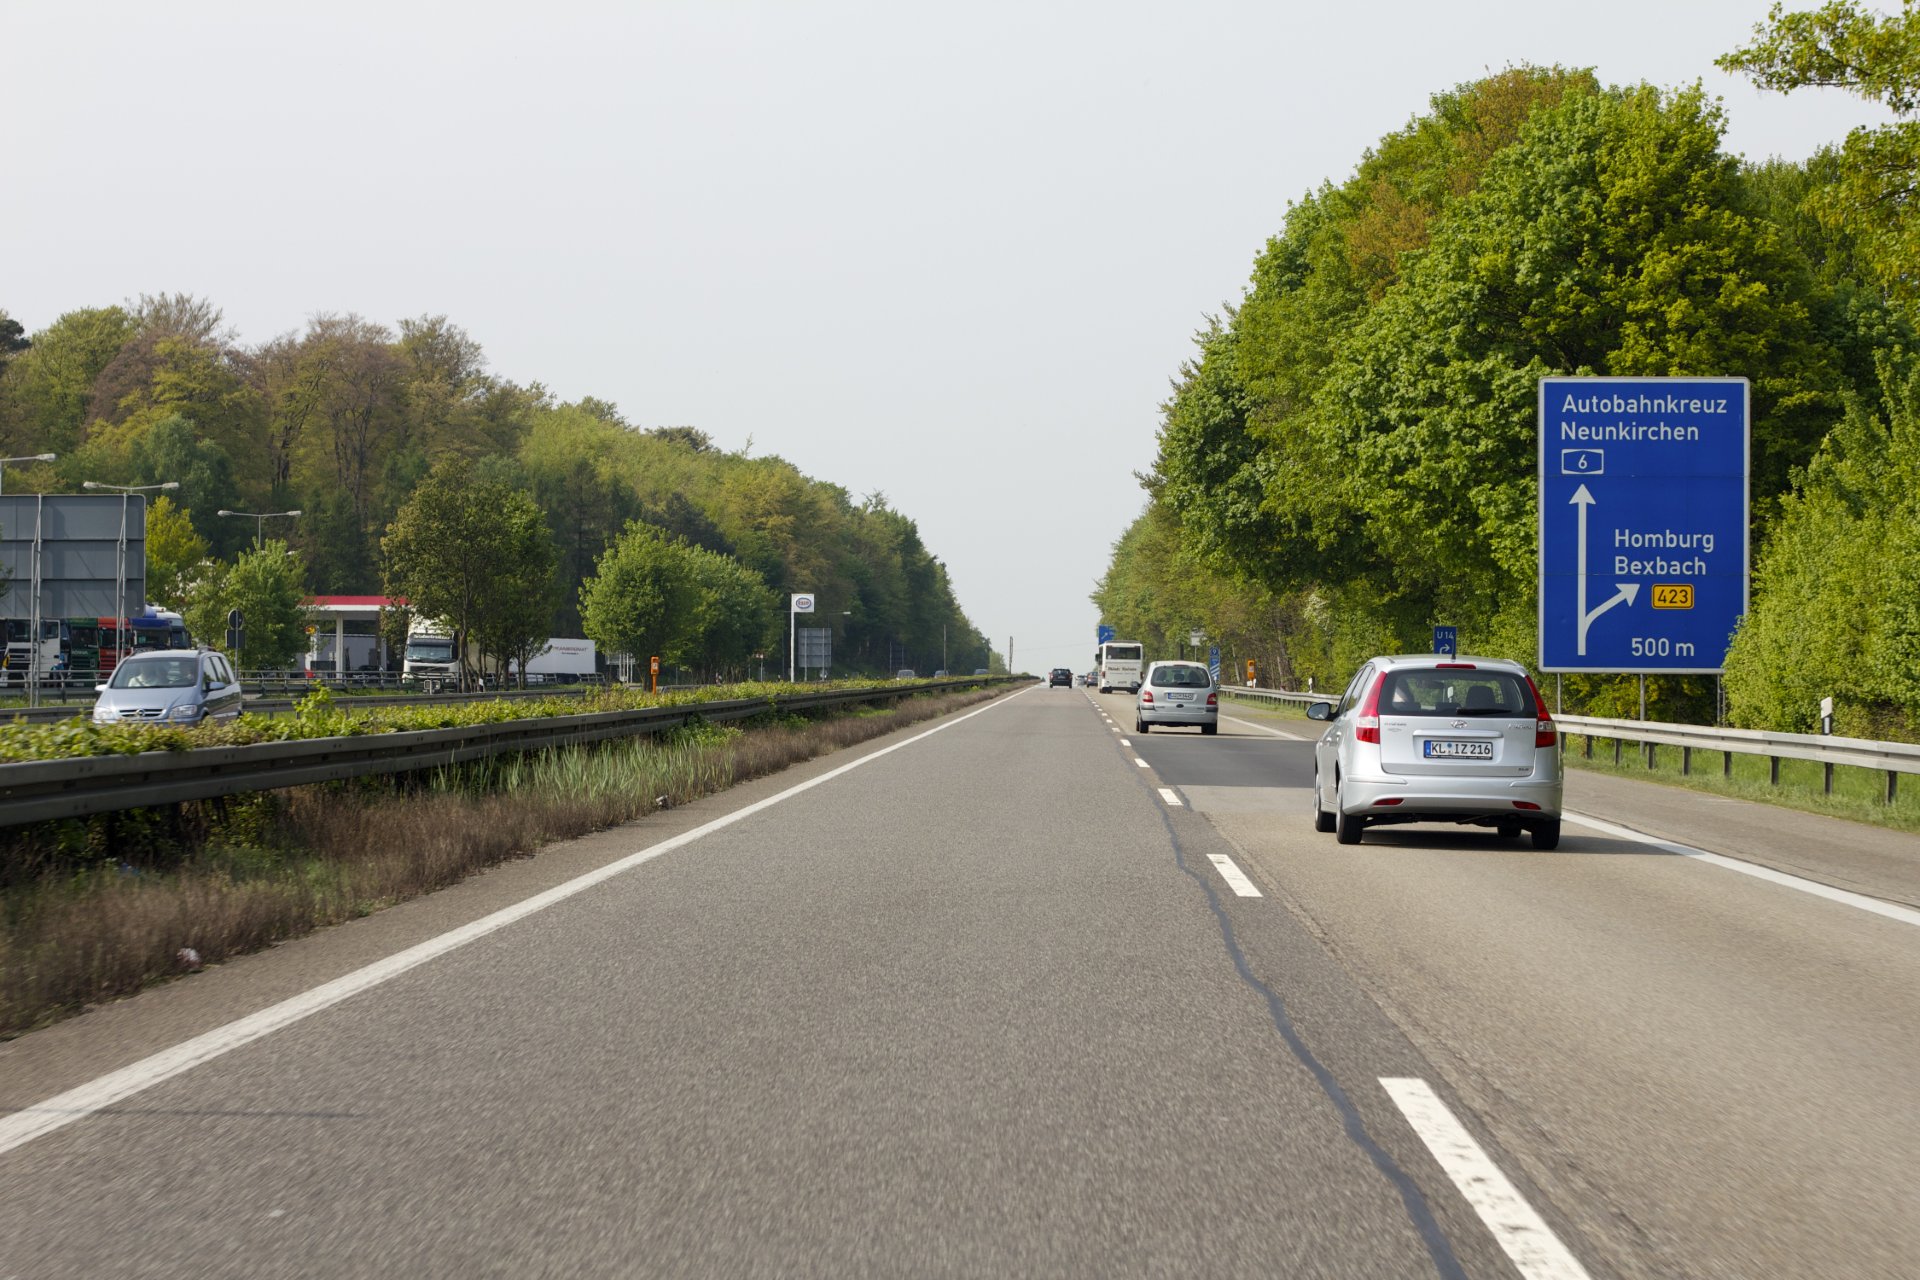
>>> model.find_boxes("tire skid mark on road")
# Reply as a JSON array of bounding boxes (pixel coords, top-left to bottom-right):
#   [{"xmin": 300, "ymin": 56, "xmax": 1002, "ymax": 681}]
[{"xmin": 1139, "ymin": 765, "xmax": 1471, "ymax": 1280}]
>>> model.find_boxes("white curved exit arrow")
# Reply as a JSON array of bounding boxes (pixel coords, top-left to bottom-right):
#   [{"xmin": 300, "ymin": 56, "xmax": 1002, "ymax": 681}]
[{"xmin": 1571, "ymin": 484, "xmax": 1640, "ymax": 655}]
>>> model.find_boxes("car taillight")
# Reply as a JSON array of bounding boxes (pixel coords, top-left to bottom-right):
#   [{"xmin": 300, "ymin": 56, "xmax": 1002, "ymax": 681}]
[
  {"xmin": 1354, "ymin": 672, "xmax": 1386, "ymax": 744},
  {"xmin": 1141, "ymin": 691, "xmax": 1153, "ymax": 704},
  {"xmin": 1206, "ymin": 693, "xmax": 1217, "ymax": 706},
  {"xmin": 1523, "ymin": 674, "xmax": 1557, "ymax": 747}
]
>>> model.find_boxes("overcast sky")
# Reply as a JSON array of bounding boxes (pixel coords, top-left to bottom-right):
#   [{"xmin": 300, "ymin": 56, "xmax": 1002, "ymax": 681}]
[{"xmin": 2, "ymin": 2, "xmax": 1891, "ymax": 674}]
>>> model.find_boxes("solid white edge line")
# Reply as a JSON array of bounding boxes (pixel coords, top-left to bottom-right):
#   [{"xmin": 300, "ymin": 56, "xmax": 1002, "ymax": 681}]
[
  {"xmin": 1206, "ymin": 852, "xmax": 1261, "ymax": 897},
  {"xmin": 1562, "ymin": 810, "xmax": 1920, "ymax": 928},
  {"xmin": 1380, "ymin": 1077, "xmax": 1592, "ymax": 1280},
  {"xmin": 1157, "ymin": 787, "xmax": 1183, "ymax": 807},
  {"xmin": 0, "ymin": 688, "xmax": 1032, "ymax": 1159},
  {"xmin": 1222, "ymin": 713, "xmax": 1316, "ymax": 741}
]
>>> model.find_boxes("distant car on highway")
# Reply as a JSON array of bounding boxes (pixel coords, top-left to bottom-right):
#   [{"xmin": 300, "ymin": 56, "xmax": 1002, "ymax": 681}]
[
  {"xmin": 1135, "ymin": 661, "xmax": 1217, "ymax": 734},
  {"xmin": 1306, "ymin": 654, "xmax": 1561, "ymax": 849},
  {"xmin": 896, "ymin": 668, "xmax": 916, "ymax": 679},
  {"xmin": 1049, "ymin": 667, "xmax": 1074, "ymax": 687}
]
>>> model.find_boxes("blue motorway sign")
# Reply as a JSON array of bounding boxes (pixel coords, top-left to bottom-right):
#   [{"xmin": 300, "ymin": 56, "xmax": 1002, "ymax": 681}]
[
  {"xmin": 1208, "ymin": 645, "xmax": 1221, "ymax": 682},
  {"xmin": 1432, "ymin": 625, "xmax": 1457, "ymax": 656},
  {"xmin": 1538, "ymin": 377, "xmax": 1748, "ymax": 673},
  {"xmin": 1096, "ymin": 623, "xmax": 1115, "ymax": 645}
]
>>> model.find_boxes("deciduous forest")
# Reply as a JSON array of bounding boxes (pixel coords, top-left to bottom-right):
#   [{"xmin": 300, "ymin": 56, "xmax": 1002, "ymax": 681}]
[
  {"xmin": 1095, "ymin": 3, "xmax": 1920, "ymax": 736},
  {"xmin": 0, "ymin": 298, "xmax": 994, "ymax": 677}
]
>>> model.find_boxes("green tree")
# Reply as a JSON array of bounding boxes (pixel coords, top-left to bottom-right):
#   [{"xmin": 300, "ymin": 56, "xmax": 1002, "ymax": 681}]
[
  {"xmin": 182, "ymin": 540, "xmax": 312, "ymax": 670},
  {"xmin": 468, "ymin": 497, "xmax": 560, "ymax": 686},
  {"xmin": 682, "ymin": 543, "xmax": 775, "ymax": 678},
  {"xmin": 1725, "ymin": 365, "xmax": 1920, "ymax": 737},
  {"xmin": 1314, "ymin": 84, "xmax": 1845, "ymax": 649},
  {"xmin": 143, "ymin": 495, "xmax": 210, "ymax": 608},
  {"xmin": 1, "ymin": 306, "xmax": 135, "ymax": 458},
  {"xmin": 579, "ymin": 523, "xmax": 699, "ymax": 670},
  {"xmin": 1721, "ymin": 1, "xmax": 1920, "ymax": 300},
  {"xmin": 0, "ymin": 310, "xmax": 27, "ymax": 380},
  {"xmin": 382, "ymin": 458, "xmax": 556, "ymax": 690}
]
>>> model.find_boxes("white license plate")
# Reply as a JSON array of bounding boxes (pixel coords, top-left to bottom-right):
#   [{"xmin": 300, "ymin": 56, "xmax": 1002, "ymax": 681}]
[
  {"xmin": 1166, "ymin": 692, "xmax": 1195, "ymax": 701},
  {"xmin": 1424, "ymin": 740, "xmax": 1493, "ymax": 759}
]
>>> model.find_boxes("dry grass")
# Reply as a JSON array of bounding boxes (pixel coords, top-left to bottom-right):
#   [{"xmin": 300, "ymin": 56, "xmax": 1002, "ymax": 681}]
[{"xmin": 0, "ymin": 688, "xmax": 1001, "ymax": 1037}]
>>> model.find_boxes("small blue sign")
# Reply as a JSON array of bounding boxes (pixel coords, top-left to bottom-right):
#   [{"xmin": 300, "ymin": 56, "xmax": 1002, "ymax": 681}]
[
  {"xmin": 1433, "ymin": 626, "xmax": 1457, "ymax": 656},
  {"xmin": 1096, "ymin": 624, "xmax": 1115, "ymax": 644},
  {"xmin": 1208, "ymin": 645, "xmax": 1221, "ymax": 682},
  {"xmin": 1538, "ymin": 377, "xmax": 1748, "ymax": 673}
]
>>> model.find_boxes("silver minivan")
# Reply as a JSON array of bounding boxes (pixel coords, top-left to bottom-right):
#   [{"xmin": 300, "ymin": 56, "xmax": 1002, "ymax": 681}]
[
  {"xmin": 93, "ymin": 650, "xmax": 245, "ymax": 725},
  {"xmin": 1307, "ymin": 654, "xmax": 1562, "ymax": 848},
  {"xmin": 1135, "ymin": 660, "xmax": 1219, "ymax": 734}
]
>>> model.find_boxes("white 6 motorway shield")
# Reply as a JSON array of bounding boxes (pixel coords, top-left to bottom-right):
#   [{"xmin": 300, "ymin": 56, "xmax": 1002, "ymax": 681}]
[{"xmin": 1538, "ymin": 376, "xmax": 1748, "ymax": 674}]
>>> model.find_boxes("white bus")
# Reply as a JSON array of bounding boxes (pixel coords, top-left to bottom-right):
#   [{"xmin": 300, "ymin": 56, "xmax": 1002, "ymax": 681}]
[{"xmin": 1095, "ymin": 640, "xmax": 1145, "ymax": 693}]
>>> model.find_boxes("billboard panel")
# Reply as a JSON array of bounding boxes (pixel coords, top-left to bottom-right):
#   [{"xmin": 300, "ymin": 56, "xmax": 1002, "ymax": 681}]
[{"xmin": 0, "ymin": 493, "xmax": 148, "ymax": 620}]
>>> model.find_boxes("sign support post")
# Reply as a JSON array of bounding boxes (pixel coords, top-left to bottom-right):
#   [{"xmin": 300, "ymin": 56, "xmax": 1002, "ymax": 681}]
[{"xmin": 789, "ymin": 593, "xmax": 814, "ymax": 683}]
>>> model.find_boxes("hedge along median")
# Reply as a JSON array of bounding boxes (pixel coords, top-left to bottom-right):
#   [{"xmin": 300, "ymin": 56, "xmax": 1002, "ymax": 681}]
[{"xmin": 0, "ymin": 681, "xmax": 1010, "ymax": 1039}]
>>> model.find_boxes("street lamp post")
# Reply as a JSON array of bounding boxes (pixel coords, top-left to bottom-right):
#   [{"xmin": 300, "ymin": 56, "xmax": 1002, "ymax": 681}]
[
  {"xmin": 82, "ymin": 481, "xmax": 180, "ymax": 669},
  {"xmin": 0, "ymin": 453, "xmax": 56, "ymax": 496},
  {"xmin": 216, "ymin": 508, "xmax": 302, "ymax": 548}
]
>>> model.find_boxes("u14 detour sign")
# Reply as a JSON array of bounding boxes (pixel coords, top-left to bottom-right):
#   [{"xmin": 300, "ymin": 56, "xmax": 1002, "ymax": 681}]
[{"xmin": 1538, "ymin": 377, "xmax": 1748, "ymax": 674}]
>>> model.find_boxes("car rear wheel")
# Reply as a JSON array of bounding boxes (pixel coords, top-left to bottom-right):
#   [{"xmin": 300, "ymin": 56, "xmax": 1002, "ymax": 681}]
[
  {"xmin": 1312, "ymin": 771, "xmax": 1336, "ymax": 832},
  {"xmin": 1333, "ymin": 781, "xmax": 1364, "ymax": 845},
  {"xmin": 1200, "ymin": 723, "xmax": 1217, "ymax": 736},
  {"xmin": 1496, "ymin": 820, "xmax": 1522, "ymax": 839},
  {"xmin": 1530, "ymin": 819, "xmax": 1561, "ymax": 851},
  {"xmin": 1136, "ymin": 718, "xmax": 1149, "ymax": 733}
]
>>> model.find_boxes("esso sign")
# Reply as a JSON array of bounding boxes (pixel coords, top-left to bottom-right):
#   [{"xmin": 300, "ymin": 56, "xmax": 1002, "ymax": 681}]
[{"xmin": 792, "ymin": 594, "xmax": 815, "ymax": 613}]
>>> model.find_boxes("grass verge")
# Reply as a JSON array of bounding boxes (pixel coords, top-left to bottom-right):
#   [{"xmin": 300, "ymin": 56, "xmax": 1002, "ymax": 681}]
[{"xmin": 0, "ymin": 687, "xmax": 1004, "ymax": 1039}]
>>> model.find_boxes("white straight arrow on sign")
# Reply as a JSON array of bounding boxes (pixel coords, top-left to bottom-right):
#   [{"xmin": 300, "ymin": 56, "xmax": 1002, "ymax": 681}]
[{"xmin": 1571, "ymin": 484, "xmax": 1640, "ymax": 656}]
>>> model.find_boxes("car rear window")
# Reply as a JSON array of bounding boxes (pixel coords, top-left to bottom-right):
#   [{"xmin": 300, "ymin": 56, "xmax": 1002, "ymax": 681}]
[
  {"xmin": 1150, "ymin": 665, "xmax": 1211, "ymax": 689},
  {"xmin": 1380, "ymin": 669, "xmax": 1535, "ymax": 717}
]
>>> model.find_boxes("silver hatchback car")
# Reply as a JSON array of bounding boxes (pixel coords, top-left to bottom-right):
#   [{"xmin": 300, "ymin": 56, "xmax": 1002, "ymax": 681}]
[
  {"xmin": 93, "ymin": 649, "xmax": 245, "ymax": 726},
  {"xmin": 1307, "ymin": 654, "xmax": 1562, "ymax": 848},
  {"xmin": 1135, "ymin": 660, "xmax": 1219, "ymax": 734}
]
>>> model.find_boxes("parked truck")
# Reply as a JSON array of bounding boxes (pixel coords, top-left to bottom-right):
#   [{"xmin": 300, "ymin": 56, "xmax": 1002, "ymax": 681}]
[{"xmin": 509, "ymin": 638, "xmax": 597, "ymax": 685}]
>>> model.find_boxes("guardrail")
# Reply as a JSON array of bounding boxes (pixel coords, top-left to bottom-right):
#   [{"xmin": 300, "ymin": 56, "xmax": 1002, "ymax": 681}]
[
  {"xmin": 0, "ymin": 678, "xmax": 1014, "ymax": 828},
  {"xmin": 1556, "ymin": 714, "xmax": 1920, "ymax": 803},
  {"xmin": 1218, "ymin": 685, "xmax": 1917, "ymax": 805}
]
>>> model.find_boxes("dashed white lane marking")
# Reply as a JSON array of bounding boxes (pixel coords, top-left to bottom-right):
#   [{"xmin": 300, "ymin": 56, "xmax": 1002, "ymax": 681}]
[
  {"xmin": 1563, "ymin": 810, "xmax": 1920, "ymax": 929},
  {"xmin": 1158, "ymin": 787, "xmax": 1183, "ymax": 807},
  {"xmin": 1207, "ymin": 852, "xmax": 1260, "ymax": 896},
  {"xmin": 1133, "ymin": 758, "xmax": 1151, "ymax": 768},
  {"xmin": 1381, "ymin": 1077, "xmax": 1592, "ymax": 1280},
  {"xmin": 1118, "ymin": 737, "xmax": 1132, "ymax": 746},
  {"xmin": 0, "ymin": 690, "xmax": 1033, "ymax": 1159}
]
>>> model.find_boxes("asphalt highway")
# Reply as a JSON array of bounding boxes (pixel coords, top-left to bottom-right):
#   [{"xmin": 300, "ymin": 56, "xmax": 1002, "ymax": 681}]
[{"xmin": 2, "ymin": 683, "xmax": 1915, "ymax": 1277}]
